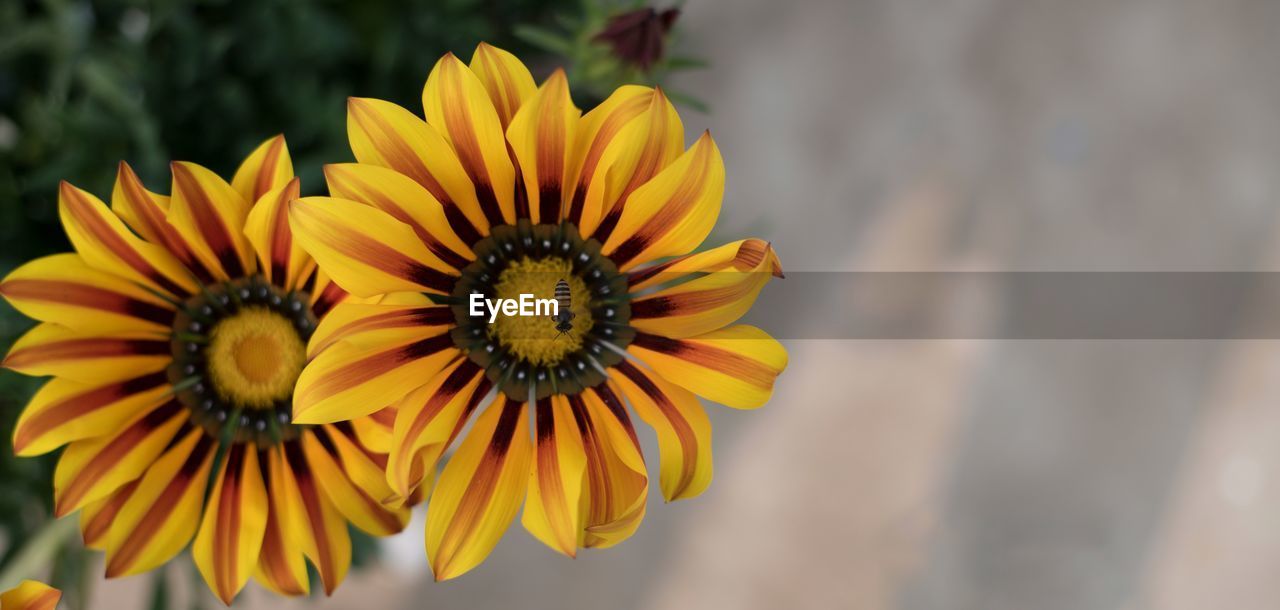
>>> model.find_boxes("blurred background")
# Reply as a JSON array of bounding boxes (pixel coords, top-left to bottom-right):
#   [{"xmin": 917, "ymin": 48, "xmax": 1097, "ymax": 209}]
[{"xmin": 5, "ymin": 0, "xmax": 1280, "ymax": 608}]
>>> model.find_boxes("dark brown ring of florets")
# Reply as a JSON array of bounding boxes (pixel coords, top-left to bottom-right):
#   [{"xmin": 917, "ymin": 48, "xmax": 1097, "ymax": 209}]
[
  {"xmin": 167, "ymin": 275, "xmax": 316, "ymax": 445},
  {"xmin": 446, "ymin": 221, "xmax": 634, "ymax": 401}
]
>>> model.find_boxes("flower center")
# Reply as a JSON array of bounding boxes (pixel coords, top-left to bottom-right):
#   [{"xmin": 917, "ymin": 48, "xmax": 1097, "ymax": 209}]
[
  {"xmin": 168, "ymin": 276, "xmax": 317, "ymax": 444},
  {"xmin": 489, "ymin": 257, "xmax": 592, "ymax": 366},
  {"xmin": 450, "ymin": 221, "xmax": 634, "ymax": 401},
  {"xmin": 206, "ymin": 307, "xmax": 306, "ymax": 408}
]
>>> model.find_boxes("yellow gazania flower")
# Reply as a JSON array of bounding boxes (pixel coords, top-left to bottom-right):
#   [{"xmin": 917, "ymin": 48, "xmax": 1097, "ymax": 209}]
[
  {"xmin": 288, "ymin": 42, "xmax": 787, "ymax": 580},
  {"xmin": 0, "ymin": 138, "xmax": 411, "ymax": 604},
  {"xmin": 0, "ymin": 581, "xmax": 60, "ymax": 610}
]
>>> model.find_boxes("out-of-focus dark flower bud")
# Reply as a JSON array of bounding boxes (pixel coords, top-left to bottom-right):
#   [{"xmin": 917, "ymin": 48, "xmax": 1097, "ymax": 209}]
[{"xmin": 593, "ymin": 7, "xmax": 681, "ymax": 72}]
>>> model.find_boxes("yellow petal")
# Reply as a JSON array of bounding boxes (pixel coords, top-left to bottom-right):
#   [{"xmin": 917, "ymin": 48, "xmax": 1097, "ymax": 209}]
[
  {"xmin": 52, "ymin": 400, "xmax": 185, "ymax": 517},
  {"xmin": 288, "ymin": 196, "xmax": 456, "ymax": 297},
  {"xmin": 609, "ymin": 361, "xmax": 713, "ymax": 501},
  {"xmin": 629, "ymin": 326, "xmax": 787, "ymax": 409},
  {"xmin": 105, "ymin": 430, "xmax": 215, "ymax": 578},
  {"xmin": 347, "ymin": 97, "xmax": 489, "ymax": 239},
  {"xmin": 3, "ymin": 323, "xmax": 168, "ymax": 383},
  {"xmin": 306, "ymin": 299, "xmax": 449, "ymax": 358},
  {"xmin": 231, "ymin": 135, "xmax": 294, "ymax": 204},
  {"xmin": 243, "ymin": 177, "xmax": 314, "ymax": 291},
  {"xmin": 168, "ymin": 161, "xmax": 256, "ymax": 280},
  {"xmin": 578, "ymin": 88, "xmax": 683, "ymax": 239},
  {"xmin": 601, "ymin": 132, "xmax": 724, "ymax": 269},
  {"xmin": 387, "ymin": 359, "xmax": 489, "ymax": 505},
  {"xmin": 59, "ymin": 180, "xmax": 196, "ymax": 299},
  {"xmin": 293, "ymin": 328, "xmax": 458, "ymax": 424},
  {"xmin": 627, "ymin": 238, "xmax": 782, "ymax": 292},
  {"xmin": 629, "ymin": 241, "xmax": 783, "ymax": 338},
  {"xmin": 521, "ymin": 395, "xmax": 586, "ymax": 557},
  {"xmin": 111, "ymin": 162, "xmax": 204, "ymax": 278},
  {"xmin": 302, "ymin": 427, "xmax": 409, "ymax": 536},
  {"xmin": 324, "ymin": 162, "xmax": 474, "ymax": 268},
  {"xmin": 349, "ymin": 409, "xmax": 395, "ymax": 455},
  {"xmin": 563, "ymin": 85, "xmax": 656, "ymax": 232},
  {"xmin": 0, "ymin": 254, "xmax": 174, "ymax": 334},
  {"xmin": 507, "ymin": 70, "xmax": 580, "ymax": 224},
  {"xmin": 13, "ymin": 371, "xmax": 171, "ymax": 456},
  {"xmin": 575, "ymin": 386, "xmax": 648, "ymax": 548},
  {"xmin": 193, "ymin": 445, "xmax": 269, "ymax": 605},
  {"xmin": 254, "ymin": 491, "xmax": 310, "ymax": 597},
  {"xmin": 426, "ymin": 396, "xmax": 531, "ymax": 581},
  {"xmin": 423, "ymin": 53, "xmax": 516, "ymax": 226},
  {"xmin": 469, "ymin": 42, "xmax": 536, "ymax": 129},
  {"xmin": 271, "ymin": 443, "xmax": 351, "ymax": 595},
  {"xmin": 307, "ymin": 268, "xmax": 350, "ymax": 319},
  {"xmin": 0, "ymin": 580, "xmax": 61, "ymax": 610},
  {"xmin": 80, "ymin": 481, "xmax": 136, "ymax": 550}
]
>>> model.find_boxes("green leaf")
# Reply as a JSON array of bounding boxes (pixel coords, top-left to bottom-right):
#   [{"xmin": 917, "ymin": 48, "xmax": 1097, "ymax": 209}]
[{"xmin": 514, "ymin": 24, "xmax": 573, "ymax": 55}]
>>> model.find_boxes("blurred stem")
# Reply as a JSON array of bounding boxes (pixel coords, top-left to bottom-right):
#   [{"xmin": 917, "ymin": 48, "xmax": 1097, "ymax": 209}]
[{"xmin": 0, "ymin": 517, "xmax": 78, "ymax": 590}]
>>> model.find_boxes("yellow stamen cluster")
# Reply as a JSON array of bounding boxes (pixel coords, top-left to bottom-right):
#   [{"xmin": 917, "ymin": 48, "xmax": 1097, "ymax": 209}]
[
  {"xmin": 489, "ymin": 257, "xmax": 592, "ymax": 366},
  {"xmin": 206, "ymin": 307, "xmax": 306, "ymax": 408}
]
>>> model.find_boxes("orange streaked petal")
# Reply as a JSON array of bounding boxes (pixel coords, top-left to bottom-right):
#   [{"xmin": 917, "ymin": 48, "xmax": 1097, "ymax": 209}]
[
  {"xmin": 193, "ymin": 444, "xmax": 269, "ymax": 605},
  {"xmin": 104, "ymin": 430, "xmax": 215, "ymax": 578},
  {"xmin": 323, "ymin": 163, "xmax": 474, "ymax": 269},
  {"xmin": 0, "ymin": 254, "xmax": 174, "ymax": 334},
  {"xmin": 289, "ymin": 196, "xmax": 456, "ymax": 297},
  {"xmin": 307, "ymin": 299, "xmax": 450, "ymax": 358},
  {"xmin": 303, "ymin": 427, "xmax": 409, "ymax": 536},
  {"xmin": 52, "ymin": 401, "xmax": 186, "ymax": 517},
  {"xmin": 601, "ymin": 132, "xmax": 724, "ymax": 269},
  {"xmin": 610, "ymin": 360, "xmax": 713, "ymax": 501},
  {"xmin": 168, "ymin": 161, "xmax": 256, "ymax": 280},
  {"xmin": 469, "ymin": 42, "xmax": 536, "ymax": 129},
  {"xmin": 521, "ymin": 395, "xmax": 586, "ymax": 557},
  {"xmin": 628, "ymin": 241, "xmax": 782, "ymax": 338},
  {"xmin": 80, "ymin": 481, "xmax": 137, "ymax": 550},
  {"xmin": 507, "ymin": 69, "xmax": 580, "ymax": 224},
  {"xmin": 423, "ymin": 53, "xmax": 516, "ymax": 226},
  {"xmin": 627, "ymin": 238, "xmax": 783, "ymax": 292},
  {"xmin": 387, "ymin": 358, "xmax": 490, "ymax": 505},
  {"xmin": 59, "ymin": 180, "xmax": 196, "ymax": 299},
  {"xmin": 0, "ymin": 581, "xmax": 61, "ymax": 610},
  {"xmin": 564, "ymin": 86, "xmax": 658, "ymax": 231},
  {"xmin": 293, "ymin": 330, "xmax": 458, "ymax": 424},
  {"xmin": 629, "ymin": 326, "xmax": 787, "ymax": 409},
  {"xmin": 579, "ymin": 88, "xmax": 684, "ymax": 239},
  {"xmin": 13, "ymin": 371, "xmax": 171, "ymax": 456},
  {"xmin": 111, "ymin": 162, "xmax": 205, "ymax": 279},
  {"xmin": 4, "ymin": 323, "xmax": 168, "ymax": 383},
  {"xmin": 254, "ymin": 476, "xmax": 310, "ymax": 597},
  {"xmin": 231, "ymin": 135, "xmax": 294, "ymax": 204},
  {"xmin": 347, "ymin": 97, "xmax": 489, "ymax": 239},
  {"xmin": 575, "ymin": 386, "xmax": 648, "ymax": 548},
  {"xmin": 426, "ymin": 396, "xmax": 531, "ymax": 581},
  {"xmin": 274, "ymin": 442, "xmax": 351, "ymax": 595},
  {"xmin": 243, "ymin": 177, "xmax": 313, "ymax": 291},
  {"xmin": 350, "ymin": 409, "xmax": 395, "ymax": 455},
  {"xmin": 306, "ymin": 268, "xmax": 349, "ymax": 319}
]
